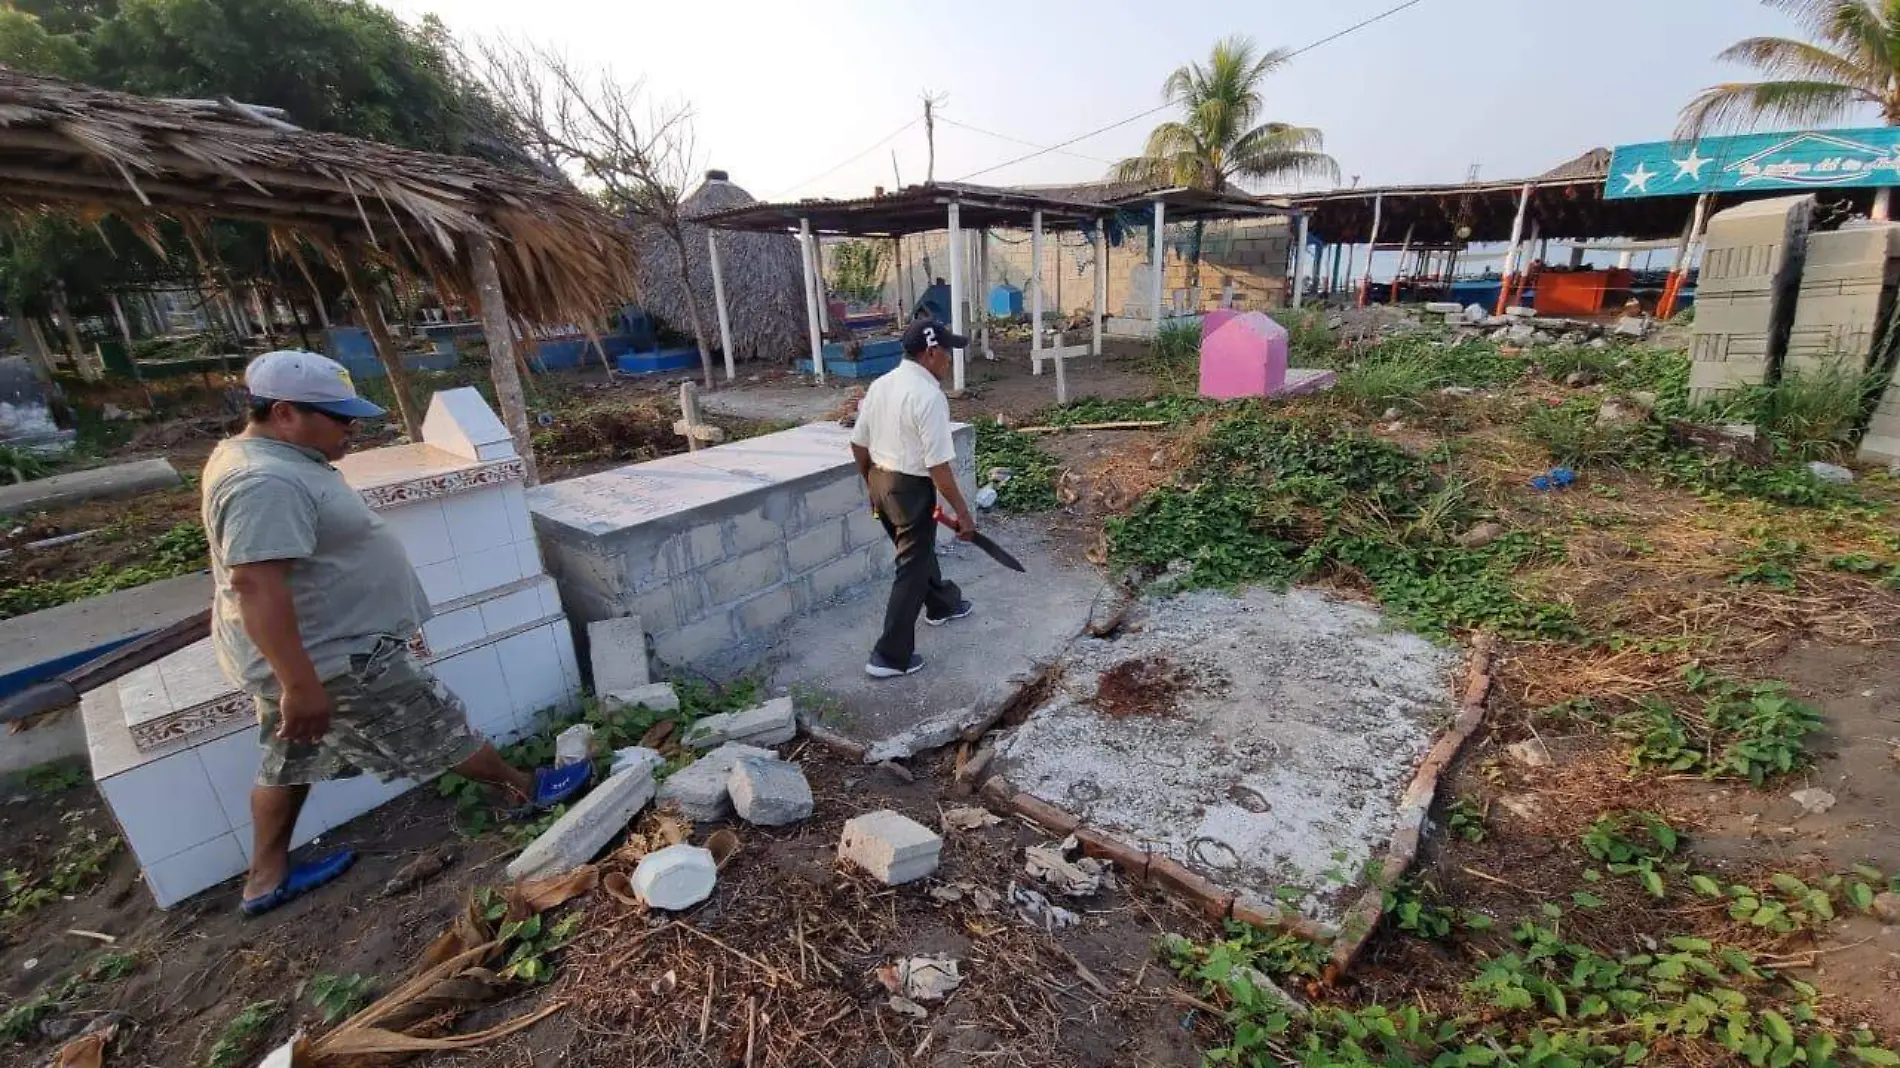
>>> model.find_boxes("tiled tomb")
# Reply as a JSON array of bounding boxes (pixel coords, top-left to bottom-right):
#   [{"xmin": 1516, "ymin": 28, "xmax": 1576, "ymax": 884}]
[
  {"xmin": 82, "ymin": 389, "xmax": 582, "ymax": 908},
  {"xmin": 528, "ymin": 421, "xmax": 975, "ymax": 677}
]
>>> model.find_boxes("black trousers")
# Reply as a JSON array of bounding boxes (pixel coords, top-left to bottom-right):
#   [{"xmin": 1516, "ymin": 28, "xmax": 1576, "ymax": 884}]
[{"xmin": 868, "ymin": 467, "xmax": 963, "ymax": 665}]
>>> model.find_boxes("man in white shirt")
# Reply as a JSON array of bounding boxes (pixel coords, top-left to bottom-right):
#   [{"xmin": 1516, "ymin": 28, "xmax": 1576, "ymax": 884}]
[{"xmin": 848, "ymin": 319, "xmax": 978, "ymax": 678}]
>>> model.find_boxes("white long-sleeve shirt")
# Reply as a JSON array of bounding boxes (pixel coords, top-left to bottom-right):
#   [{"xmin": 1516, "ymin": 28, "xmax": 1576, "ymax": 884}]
[{"xmin": 849, "ymin": 359, "xmax": 955, "ymax": 477}]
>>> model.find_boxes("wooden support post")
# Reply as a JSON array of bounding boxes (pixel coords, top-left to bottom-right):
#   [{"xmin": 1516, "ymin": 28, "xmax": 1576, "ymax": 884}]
[
  {"xmin": 337, "ymin": 258, "xmax": 423, "ymax": 443},
  {"xmin": 1031, "ymin": 210, "xmax": 1044, "ymax": 376},
  {"xmin": 468, "ymin": 237, "xmax": 539, "ymax": 485},
  {"xmin": 108, "ymin": 292, "xmax": 156, "ymax": 410},
  {"xmin": 1495, "ymin": 182, "xmax": 1533, "ymax": 315},
  {"xmin": 1092, "ymin": 217, "xmax": 1106, "ymax": 356},
  {"xmin": 947, "ymin": 200, "xmax": 965, "ymax": 393},
  {"xmin": 707, "ymin": 227, "xmax": 736, "ymax": 382},
  {"xmin": 680, "ymin": 381, "xmax": 702, "ymax": 453},
  {"xmin": 1658, "ymin": 193, "xmax": 1711, "ymax": 320},
  {"xmin": 1389, "ymin": 222, "xmax": 1414, "ymax": 305},
  {"xmin": 978, "ymin": 229, "xmax": 994, "ymax": 361},
  {"xmin": 798, "ymin": 217, "xmax": 825, "ymax": 383},
  {"xmin": 892, "ymin": 236, "xmax": 906, "ymax": 330},
  {"xmin": 1292, "ymin": 213, "xmax": 1310, "ymax": 309},
  {"xmin": 1357, "ymin": 194, "xmax": 1384, "ymax": 307}
]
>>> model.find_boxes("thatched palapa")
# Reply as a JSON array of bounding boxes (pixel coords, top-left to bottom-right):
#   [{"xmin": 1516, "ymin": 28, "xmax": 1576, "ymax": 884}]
[
  {"xmin": 0, "ymin": 67, "xmax": 635, "ymax": 329},
  {"xmin": 633, "ymin": 171, "xmax": 805, "ymax": 364}
]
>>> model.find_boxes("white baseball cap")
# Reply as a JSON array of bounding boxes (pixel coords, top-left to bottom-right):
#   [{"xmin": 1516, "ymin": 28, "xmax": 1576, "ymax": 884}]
[{"xmin": 244, "ymin": 350, "xmax": 386, "ymax": 419}]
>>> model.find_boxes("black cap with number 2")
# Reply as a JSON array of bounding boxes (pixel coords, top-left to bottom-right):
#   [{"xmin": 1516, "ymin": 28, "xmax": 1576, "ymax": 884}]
[{"xmin": 902, "ymin": 318, "xmax": 968, "ymax": 355}]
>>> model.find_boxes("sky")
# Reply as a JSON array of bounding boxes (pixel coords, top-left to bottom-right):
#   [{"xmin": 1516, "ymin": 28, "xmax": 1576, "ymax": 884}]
[{"xmin": 381, "ymin": 0, "xmax": 1867, "ymax": 203}]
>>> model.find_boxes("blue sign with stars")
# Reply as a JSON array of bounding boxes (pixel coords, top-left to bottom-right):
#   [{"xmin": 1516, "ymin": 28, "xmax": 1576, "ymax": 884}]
[{"xmin": 1605, "ymin": 127, "xmax": 1900, "ymax": 199}]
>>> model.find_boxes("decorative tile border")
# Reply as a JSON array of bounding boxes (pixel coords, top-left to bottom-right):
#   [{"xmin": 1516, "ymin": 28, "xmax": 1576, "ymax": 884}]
[
  {"xmin": 125, "ymin": 613, "xmax": 558, "ymax": 752},
  {"xmin": 354, "ymin": 457, "xmax": 526, "ymax": 511}
]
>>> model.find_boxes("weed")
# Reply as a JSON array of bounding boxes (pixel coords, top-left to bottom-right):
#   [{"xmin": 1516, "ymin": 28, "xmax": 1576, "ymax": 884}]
[
  {"xmin": 1536, "ymin": 344, "xmax": 1621, "ymax": 384},
  {"xmin": 973, "ymin": 420, "xmax": 1058, "ymax": 512},
  {"xmin": 306, "ymin": 973, "xmax": 377, "ymax": 1024},
  {"xmin": 1618, "ymin": 667, "xmax": 1822, "ymax": 785},
  {"xmin": 1336, "ymin": 353, "xmax": 1436, "ymax": 414},
  {"xmin": 1270, "ymin": 307, "xmax": 1338, "ymax": 366},
  {"xmin": 1139, "ymin": 319, "xmax": 1203, "ymax": 390},
  {"xmin": 1730, "ymin": 538, "xmax": 1805, "ymax": 589},
  {"xmin": 1039, "ymin": 394, "xmax": 1212, "ymax": 427},
  {"xmin": 0, "ymin": 521, "xmax": 210, "ymax": 620},
  {"xmin": 1523, "ymin": 400, "xmax": 1654, "ymax": 468},
  {"xmin": 1580, "ymin": 811, "xmax": 1681, "ymax": 897},
  {"xmin": 1384, "ymin": 879, "xmax": 1462, "ymax": 940},
  {"xmin": 1444, "ymin": 796, "xmax": 1487, "ymax": 843},
  {"xmin": 1713, "ymin": 361, "xmax": 1883, "ymax": 459},
  {"xmin": 204, "ymin": 1000, "xmax": 282, "ymax": 1068},
  {"xmin": 2, "ymin": 825, "xmax": 119, "ymax": 920},
  {"xmin": 1106, "ymin": 483, "xmax": 1301, "ymax": 590},
  {"xmin": 15, "ymin": 760, "xmax": 87, "ymax": 795},
  {"xmin": 0, "ymin": 444, "xmax": 54, "ymax": 485}
]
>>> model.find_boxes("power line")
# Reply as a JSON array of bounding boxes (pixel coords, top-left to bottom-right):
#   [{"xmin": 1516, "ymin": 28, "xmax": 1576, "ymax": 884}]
[
  {"xmin": 951, "ymin": 0, "xmax": 1429, "ymax": 183},
  {"xmin": 936, "ymin": 116, "xmax": 1114, "ymax": 166},
  {"xmin": 773, "ymin": 116, "xmax": 922, "ymax": 199}
]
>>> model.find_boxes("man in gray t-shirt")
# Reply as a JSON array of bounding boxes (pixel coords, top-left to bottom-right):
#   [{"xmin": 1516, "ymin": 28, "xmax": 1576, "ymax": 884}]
[{"xmin": 206, "ymin": 352, "xmax": 591, "ymax": 916}]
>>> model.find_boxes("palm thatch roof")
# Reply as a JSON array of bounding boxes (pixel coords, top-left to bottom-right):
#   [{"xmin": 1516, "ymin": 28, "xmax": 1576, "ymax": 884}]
[
  {"xmin": 634, "ymin": 172, "xmax": 805, "ymax": 363},
  {"xmin": 0, "ymin": 67, "xmax": 634, "ymax": 327}
]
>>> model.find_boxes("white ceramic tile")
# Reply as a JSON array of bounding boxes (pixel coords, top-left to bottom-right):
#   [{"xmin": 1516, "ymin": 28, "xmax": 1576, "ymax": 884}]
[
  {"xmin": 377, "ymin": 499, "xmax": 456, "ymax": 567},
  {"xmin": 514, "ymin": 538, "xmax": 545, "ymax": 580},
  {"xmin": 116, "ymin": 661, "xmax": 173, "ymax": 725},
  {"xmin": 422, "ymin": 605, "xmax": 487, "ymax": 657},
  {"xmin": 195, "ymin": 728, "xmax": 263, "ymax": 829},
  {"xmin": 480, "ymin": 584, "xmax": 544, "ymax": 635},
  {"xmin": 144, "ymin": 833, "xmax": 246, "ymax": 910},
  {"xmin": 306, "ymin": 774, "xmax": 415, "ymax": 836},
  {"xmin": 99, "ymin": 748, "xmax": 230, "ymax": 866},
  {"xmin": 157, "ymin": 642, "xmax": 231, "ymax": 710},
  {"xmin": 458, "ymin": 542, "xmax": 526, "ymax": 598},
  {"xmin": 443, "ymin": 487, "xmax": 514, "ymax": 556},
  {"xmin": 476, "ymin": 439, "xmax": 517, "ymax": 461},
  {"xmin": 432, "ymin": 642, "xmax": 516, "ymax": 738},
  {"xmin": 501, "ymin": 484, "xmax": 535, "ymax": 543},
  {"xmin": 414, "ymin": 559, "xmax": 465, "ymax": 605},
  {"xmin": 534, "ymin": 576, "xmax": 564, "ymax": 619},
  {"xmin": 495, "ymin": 623, "xmax": 572, "ymax": 724},
  {"xmin": 553, "ymin": 620, "xmax": 581, "ymax": 694},
  {"xmin": 231, "ymin": 822, "xmax": 254, "ymax": 865}
]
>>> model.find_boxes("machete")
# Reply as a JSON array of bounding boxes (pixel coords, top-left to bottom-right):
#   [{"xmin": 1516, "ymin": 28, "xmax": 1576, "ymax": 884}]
[{"xmin": 933, "ymin": 509, "xmax": 1025, "ymax": 573}]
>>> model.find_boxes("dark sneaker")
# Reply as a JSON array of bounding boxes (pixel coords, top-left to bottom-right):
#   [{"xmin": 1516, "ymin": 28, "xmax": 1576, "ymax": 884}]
[
  {"xmin": 865, "ymin": 651, "xmax": 925, "ymax": 678},
  {"xmin": 925, "ymin": 600, "xmax": 975, "ymax": 626}
]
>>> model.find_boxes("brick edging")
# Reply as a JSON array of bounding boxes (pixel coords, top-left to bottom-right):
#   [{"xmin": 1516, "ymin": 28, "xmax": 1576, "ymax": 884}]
[
  {"xmin": 1323, "ymin": 634, "xmax": 1495, "ymax": 983},
  {"xmin": 971, "ymin": 634, "xmax": 1496, "ymax": 971}
]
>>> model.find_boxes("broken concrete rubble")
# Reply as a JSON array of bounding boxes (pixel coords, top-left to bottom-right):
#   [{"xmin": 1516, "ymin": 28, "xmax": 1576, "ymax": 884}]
[
  {"xmin": 554, "ymin": 723, "xmax": 594, "ymax": 767},
  {"xmin": 657, "ymin": 743, "xmax": 776, "ymax": 821},
  {"xmin": 603, "ymin": 682, "xmax": 680, "ymax": 715},
  {"xmin": 506, "ymin": 760, "xmax": 659, "ymax": 881},
  {"xmin": 587, "ymin": 617, "xmax": 650, "ymax": 693},
  {"xmin": 1024, "ymin": 836, "xmax": 1112, "ymax": 896},
  {"xmin": 1807, "ymin": 461, "xmax": 1854, "ymax": 485},
  {"xmin": 632, "ymin": 843, "xmax": 717, "ymax": 910},
  {"xmin": 839, "ymin": 809, "xmax": 941, "ymax": 885},
  {"xmin": 684, "ymin": 696, "xmax": 797, "ymax": 749},
  {"xmin": 727, "ymin": 757, "xmax": 815, "ymax": 826},
  {"xmin": 1613, "ymin": 316, "xmax": 1650, "ymax": 339}
]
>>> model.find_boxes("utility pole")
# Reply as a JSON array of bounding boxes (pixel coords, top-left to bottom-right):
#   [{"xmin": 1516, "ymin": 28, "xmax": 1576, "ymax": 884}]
[{"xmin": 922, "ymin": 92, "xmax": 941, "ymax": 185}]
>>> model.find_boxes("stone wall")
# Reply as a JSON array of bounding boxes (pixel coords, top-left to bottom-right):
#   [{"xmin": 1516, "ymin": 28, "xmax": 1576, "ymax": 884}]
[{"xmin": 528, "ymin": 422, "xmax": 976, "ymax": 678}]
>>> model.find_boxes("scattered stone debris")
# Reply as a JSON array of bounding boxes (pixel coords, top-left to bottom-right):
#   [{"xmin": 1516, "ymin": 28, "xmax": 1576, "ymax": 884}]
[
  {"xmin": 1668, "ymin": 421, "xmax": 1772, "ymax": 465},
  {"xmin": 1507, "ymin": 739, "xmax": 1554, "ymax": 769},
  {"xmin": 1007, "ymin": 882, "xmax": 1079, "ymax": 931},
  {"xmin": 839, "ymin": 810, "xmax": 942, "ymax": 885},
  {"xmin": 1496, "ymin": 794, "xmax": 1545, "ymax": 821},
  {"xmin": 1790, "ymin": 787, "xmax": 1838, "ymax": 815},
  {"xmin": 1023, "ymin": 836, "xmax": 1113, "ymax": 897},
  {"xmin": 929, "ymin": 882, "xmax": 1000, "ymax": 911},
  {"xmin": 1806, "ymin": 461, "xmax": 1855, "ymax": 485},
  {"xmin": 588, "ymin": 617, "xmax": 650, "ymax": 693},
  {"xmin": 684, "ymin": 696, "xmax": 798, "ymax": 749},
  {"xmin": 1504, "ymin": 306, "xmax": 1536, "ymax": 319},
  {"xmin": 1613, "ymin": 316, "xmax": 1650, "ymax": 339},
  {"xmin": 942, "ymin": 806, "xmax": 1002, "ymax": 832},
  {"xmin": 727, "ymin": 757, "xmax": 815, "ymax": 826},
  {"xmin": 555, "ymin": 723, "xmax": 595, "ymax": 767},
  {"xmin": 610, "ymin": 746, "xmax": 666, "ymax": 778},
  {"xmin": 507, "ymin": 758, "xmax": 661, "ymax": 880},
  {"xmin": 887, "ymin": 995, "xmax": 929, "ymax": 1019},
  {"xmin": 878, "ymin": 956, "xmax": 964, "ymax": 1003},
  {"xmin": 657, "ymin": 743, "xmax": 777, "ymax": 822},
  {"xmin": 632, "ymin": 843, "xmax": 718, "ymax": 910},
  {"xmin": 1456, "ymin": 521, "xmax": 1505, "ymax": 549},
  {"xmin": 604, "ymin": 682, "xmax": 680, "ymax": 714},
  {"xmin": 1873, "ymin": 891, "xmax": 1900, "ymax": 924},
  {"xmin": 1563, "ymin": 369, "xmax": 1596, "ymax": 387},
  {"xmin": 1596, "ymin": 398, "xmax": 1644, "ymax": 427}
]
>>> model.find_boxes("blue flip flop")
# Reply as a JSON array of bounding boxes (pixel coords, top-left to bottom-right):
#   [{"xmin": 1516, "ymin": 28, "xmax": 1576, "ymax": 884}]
[
  {"xmin": 507, "ymin": 763, "xmax": 593, "ymax": 820},
  {"xmin": 239, "ymin": 849, "xmax": 357, "ymax": 917}
]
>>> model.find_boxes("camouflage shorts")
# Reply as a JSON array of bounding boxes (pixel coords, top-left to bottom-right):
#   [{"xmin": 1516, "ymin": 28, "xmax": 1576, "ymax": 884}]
[{"xmin": 253, "ymin": 635, "xmax": 486, "ymax": 787}]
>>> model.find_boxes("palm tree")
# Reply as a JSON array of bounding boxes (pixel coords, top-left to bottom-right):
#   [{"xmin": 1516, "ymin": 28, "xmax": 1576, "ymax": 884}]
[
  {"xmin": 1112, "ymin": 35, "xmax": 1338, "ymax": 286},
  {"xmin": 1679, "ymin": 0, "xmax": 1900, "ymax": 215}
]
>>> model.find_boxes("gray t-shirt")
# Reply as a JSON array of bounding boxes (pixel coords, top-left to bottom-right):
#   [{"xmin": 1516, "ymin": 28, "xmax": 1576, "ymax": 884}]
[{"xmin": 202, "ymin": 435, "xmax": 432, "ymax": 695}]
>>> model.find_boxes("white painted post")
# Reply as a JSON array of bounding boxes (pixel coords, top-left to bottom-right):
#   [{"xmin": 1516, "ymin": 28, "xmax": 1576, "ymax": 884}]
[
  {"xmin": 1292, "ymin": 212, "xmax": 1310, "ymax": 309},
  {"xmin": 707, "ymin": 228, "xmax": 736, "ymax": 382},
  {"xmin": 1357, "ymin": 194, "xmax": 1384, "ymax": 306},
  {"xmin": 1495, "ymin": 182, "xmax": 1533, "ymax": 314},
  {"xmin": 1031, "ymin": 209, "xmax": 1044, "ymax": 376},
  {"xmin": 1616, "ymin": 248, "xmax": 1634, "ymax": 270},
  {"xmin": 798, "ymin": 217, "xmax": 825, "ymax": 383},
  {"xmin": 1150, "ymin": 198, "xmax": 1166, "ymax": 326},
  {"xmin": 1092, "ymin": 217, "xmax": 1106, "ymax": 356},
  {"xmin": 947, "ymin": 200, "xmax": 965, "ymax": 393},
  {"xmin": 814, "ymin": 235, "xmax": 830, "ymax": 333}
]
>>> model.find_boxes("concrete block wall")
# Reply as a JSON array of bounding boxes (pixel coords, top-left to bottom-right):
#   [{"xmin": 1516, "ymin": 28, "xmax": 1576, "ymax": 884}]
[
  {"xmin": 1786, "ymin": 224, "xmax": 1900, "ymax": 377},
  {"xmin": 1689, "ymin": 195, "xmax": 1814, "ymax": 403},
  {"xmin": 529, "ymin": 422, "xmax": 976, "ymax": 679}
]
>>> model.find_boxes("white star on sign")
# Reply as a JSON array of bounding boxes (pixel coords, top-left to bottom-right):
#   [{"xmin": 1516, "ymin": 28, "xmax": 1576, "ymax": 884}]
[
  {"xmin": 1621, "ymin": 162, "xmax": 1656, "ymax": 194},
  {"xmin": 1673, "ymin": 148, "xmax": 1711, "ymax": 181}
]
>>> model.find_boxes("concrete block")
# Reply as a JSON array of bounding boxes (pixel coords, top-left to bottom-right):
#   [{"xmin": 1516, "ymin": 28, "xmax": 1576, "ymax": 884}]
[
  {"xmin": 632, "ymin": 843, "xmax": 717, "ymax": 910},
  {"xmin": 803, "ymin": 477, "xmax": 868, "ymax": 521},
  {"xmin": 845, "ymin": 510, "xmax": 887, "ymax": 550},
  {"xmin": 0, "ymin": 457, "xmax": 180, "ymax": 517},
  {"xmin": 704, "ymin": 545, "xmax": 786, "ymax": 605},
  {"xmin": 733, "ymin": 585, "xmax": 799, "ymax": 636},
  {"xmin": 728, "ymin": 757, "xmax": 815, "ymax": 826},
  {"xmin": 652, "ymin": 613, "xmax": 736, "ymax": 667},
  {"xmin": 808, "ymin": 552, "xmax": 875, "ymax": 603},
  {"xmin": 684, "ymin": 696, "xmax": 798, "ymax": 749},
  {"xmin": 586, "ymin": 617, "xmax": 649, "ymax": 693},
  {"xmin": 687, "ymin": 522, "xmax": 727, "ymax": 568},
  {"xmin": 839, "ymin": 809, "xmax": 941, "ymax": 885},
  {"xmin": 505, "ymin": 762, "xmax": 658, "ymax": 880},
  {"xmin": 656, "ymin": 743, "xmax": 776, "ymax": 821},
  {"xmin": 603, "ymin": 682, "xmax": 679, "ymax": 714},
  {"xmin": 628, "ymin": 582, "xmax": 696, "ymax": 634},
  {"xmin": 787, "ymin": 522, "xmax": 845, "ymax": 573},
  {"xmin": 727, "ymin": 509, "xmax": 783, "ymax": 556}
]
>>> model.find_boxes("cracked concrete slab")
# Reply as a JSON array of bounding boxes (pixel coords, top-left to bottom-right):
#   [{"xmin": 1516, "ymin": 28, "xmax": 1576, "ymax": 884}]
[
  {"xmin": 991, "ymin": 586, "xmax": 1457, "ymax": 925},
  {"xmin": 765, "ymin": 515, "xmax": 1104, "ymax": 762}
]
